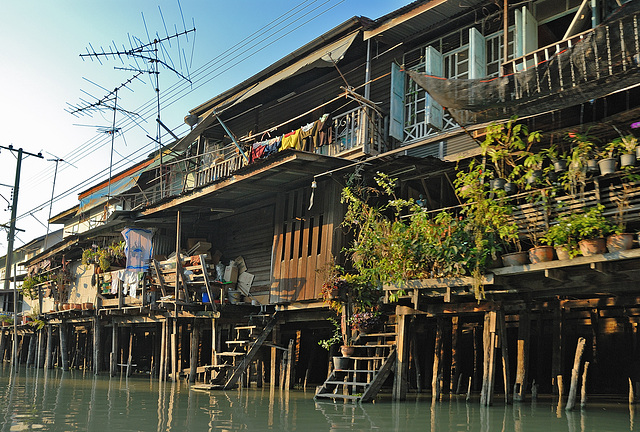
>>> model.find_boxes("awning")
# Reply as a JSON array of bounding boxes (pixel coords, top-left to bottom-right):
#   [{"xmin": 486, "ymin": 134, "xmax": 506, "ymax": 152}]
[{"xmin": 78, "ymin": 172, "xmax": 143, "ymax": 213}]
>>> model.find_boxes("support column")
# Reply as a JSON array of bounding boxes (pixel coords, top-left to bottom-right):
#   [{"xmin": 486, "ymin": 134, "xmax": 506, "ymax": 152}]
[
  {"xmin": 37, "ymin": 328, "xmax": 46, "ymax": 369},
  {"xmin": 481, "ymin": 311, "xmax": 497, "ymax": 406},
  {"xmin": 270, "ymin": 323, "xmax": 280, "ymax": 388},
  {"xmin": 432, "ymin": 318, "xmax": 443, "ymax": 402},
  {"xmin": 93, "ymin": 316, "xmax": 101, "ymax": 374},
  {"xmin": 393, "ymin": 313, "xmax": 409, "ymax": 401},
  {"xmin": 450, "ymin": 316, "xmax": 461, "ymax": 394},
  {"xmin": 497, "ymin": 310, "xmax": 510, "ymax": 404},
  {"xmin": 514, "ymin": 311, "xmax": 531, "ymax": 402},
  {"xmin": 59, "ymin": 322, "xmax": 69, "ymax": 371},
  {"xmin": 159, "ymin": 319, "xmax": 167, "ymax": 382},
  {"xmin": 110, "ymin": 320, "xmax": 118, "ymax": 376},
  {"xmin": 552, "ymin": 305, "xmax": 564, "ymax": 395},
  {"xmin": 26, "ymin": 334, "xmax": 36, "ymax": 367},
  {"xmin": 189, "ymin": 321, "xmax": 200, "ymax": 383},
  {"xmin": 0, "ymin": 329, "xmax": 6, "ymax": 363},
  {"xmin": 45, "ymin": 324, "xmax": 53, "ymax": 369}
]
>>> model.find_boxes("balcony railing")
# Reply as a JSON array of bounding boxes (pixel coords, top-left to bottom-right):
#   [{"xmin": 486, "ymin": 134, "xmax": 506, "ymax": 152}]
[
  {"xmin": 317, "ymin": 106, "xmax": 384, "ymax": 157},
  {"xmin": 501, "ymin": 28, "xmax": 593, "ymax": 75}
]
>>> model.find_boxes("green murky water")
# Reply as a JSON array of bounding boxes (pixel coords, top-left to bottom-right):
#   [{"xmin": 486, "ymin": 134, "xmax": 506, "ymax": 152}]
[{"xmin": 0, "ymin": 366, "xmax": 636, "ymax": 431}]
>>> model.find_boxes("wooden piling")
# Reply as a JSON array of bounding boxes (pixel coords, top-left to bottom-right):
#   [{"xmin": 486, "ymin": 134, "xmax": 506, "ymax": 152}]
[
  {"xmin": 189, "ymin": 322, "xmax": 199, "ymax": 383},
  {"xmin": 93, "ymin": 316, "xmax": 101, "ymax": 374},
  {"xmin": 159, "ymin": 319, "xmax": 167, "ymax": 382},
  {"xmin": 431, "ymin": 318, "xmax": 443, "ymax": 403},
  {"xmin": 270, "ymin": 323, "xmax": 280, "ymax": 387},
  {"xmin": 566, "ymin": 337, "xmax": 586, "ymax": 411},
  {"xmin": 110, "ymin": 321, "xmax": 118, "ymax": 376},
  {"xmin": 450, "ymin": 316, "xmax": 460, "ymax": 394},
  {"xmin": 497, "ymin": 311, "xmax": 510, "ymax": 404},
  {"xmin": 552, "ymin": 306, "xmax": 563, "ymax": 395},
  {"xmin": 126, "ymin": 327, "xmax": 134, "ymax": 377},
  {"xmin": 580, "ymin": 361, "xmax": 589, "ymax": 408},
  {"xmin": 27, "ymin": 333, "xmax": 36, "ymax": 367},
  {"xmin": 37, "ymin": 329, "xmax": 45, "ymax": 369},
  {"xmin": 481, "ymin": 311, "xmax": 497, "ymax": 406},
  {"xmin": 514, "ymin": 311, "xmax": 530, "ymax": 402},
  {"xmin": 393, "ymin": 313, "xmax": 409, "ymax": 401},
  {"xmin": 45, "ymin": 324, "xmax": 53, "ymax": 369},
  {"xmin": 59, "ymin": 323, "xmax": 69, "ymax": 371},
  {"xmin": 285, "ymin": 339, "xmax": 294, "ymax": 390}
]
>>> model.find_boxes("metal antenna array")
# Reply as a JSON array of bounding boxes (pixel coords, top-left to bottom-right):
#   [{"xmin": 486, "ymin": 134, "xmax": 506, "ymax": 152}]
[
  {"xmin": 66, "ymin": 72, "xmax": 145, "ymax": 203},
  {"xmin": 77, "ymin": 5, "xmax": 196, "ymax": 197}
]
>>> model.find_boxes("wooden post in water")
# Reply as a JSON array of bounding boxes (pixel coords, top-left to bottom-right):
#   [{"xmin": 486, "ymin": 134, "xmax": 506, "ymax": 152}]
[
  {"xmin": 497, "ymin": 311, "xmax": 510, "ymax": 404},
  {"xmin": 566, "ymin": 337, "xmax": 585, "ymax": 411},
  {"xmin": 514, "ymin": 311, "xmax": 530, "ymax": 402},
  {"xmin": 93, "ymin": 316, "xmax": 101, "ymax": 374},
  {"xmin": 37, "ymin": 329, "xmax": 45, "ymax": 369},
  {"xmin": 110, "ymin": 320, "xmax": 118, "ymax": 376},
  {"xmin": 431, "ymin": 318, "xmax": 443, "ymax": 403},
  {"xmin": 450, "ymin": 316, "xmax": 460, "ymax": 394},
  {"xmin": 393, "ymin": 313, "xmax": 409, "ymax": 401},
  {"xmin": 126, "ymin": 327, "xmax": 134, "ymax": 377},
  {"xmin": 552, "ymin": 305, "xmax": 563, "ymax": 395},
  {"xmin": 45, "ymin": 324, "xmax": 53, "ymax": 369},
  {"xmin": 411, "ymin": 331, "xmax": 422, "ymax": 393},
  {"xmin": 189, "ymin": 321, "xmax": 199, "ymax": 383},
  {"xmin": 59, "ymin": 322, "xmax": 69, "ymax": 371},
  {"xmin": 285, "ymin": 339, "xmax": 294, "ymax": 390},
  {"xmin": 0, "ymin": 330, "xmax": 5, "ymax": 363},
  {"xmin": 159, "ymin": 319, "xmax": 167, "ymax": 382},
  {"xmin": 270, "ymin": 323, "xmax": 280, "ymax": 388},
  {"xmin": 580, "ymin": 361, "xmax": 589, "ymax": 408},
  {"xmin": 481, "ymin": 311, "xmax": 497, "ymax": 406},
  {"xmin": 27, "ymin": 333, "xmax": 36, "ymax": 367}
]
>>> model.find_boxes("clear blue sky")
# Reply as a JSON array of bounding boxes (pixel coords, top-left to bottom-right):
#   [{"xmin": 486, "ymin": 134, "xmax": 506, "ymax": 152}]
[{"xmin": 0, "ymin": 0, "xmax": 406, "ymax": 256}]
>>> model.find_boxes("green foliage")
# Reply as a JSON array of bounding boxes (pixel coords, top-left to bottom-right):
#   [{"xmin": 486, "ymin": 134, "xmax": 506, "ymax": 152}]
[
  {"xmin": 318, "ymin": 317, "xmax": 346, "ymax": 351},
  {"xmin": 82, "ymin": 241, "xmax": 126, "ymax": 271},
  {"xmin": 572, "ymin": 204, "xmax": 616, "ymax": 239},
  {"xmin": 0, "ymin": 314, "xmax": 13, "ymax": 325},
  {"xmin": 20, "ymin": 274, "xmax": 48, "ymax": 300},
  {"xmin": 614, "ymin": 135, "xmax": 638, "ymax": 154}
]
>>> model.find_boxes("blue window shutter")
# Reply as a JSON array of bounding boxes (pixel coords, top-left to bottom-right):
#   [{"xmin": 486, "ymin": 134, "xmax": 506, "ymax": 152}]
[
  {"xmin": 389, "ymin": 62, "xmax": 405, "ymax": 141},
  {"xmin": 424, "ymin": 46, "xmax": 443, "ymax": 130},
  {"xmin": 469, "ymin": 27, "xmax": 486, "ymax": 79},
  {"xmin": 515, "ymin": 6, "xmax": 538, "ymax": 69}
]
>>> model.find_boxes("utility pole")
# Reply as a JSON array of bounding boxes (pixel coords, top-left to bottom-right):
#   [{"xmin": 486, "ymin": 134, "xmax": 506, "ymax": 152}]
[{"xmin": 1, "ymin": 145, "xmax": 43, "ymax": 368}]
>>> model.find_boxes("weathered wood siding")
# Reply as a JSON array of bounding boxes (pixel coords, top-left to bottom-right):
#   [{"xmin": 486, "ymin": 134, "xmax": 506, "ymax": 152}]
[{"xmin": 271, "ymin": 180, "xmax": 344, "ymax": 303}]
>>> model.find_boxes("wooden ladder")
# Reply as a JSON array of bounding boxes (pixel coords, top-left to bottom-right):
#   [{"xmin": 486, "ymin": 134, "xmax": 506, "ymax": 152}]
[{"xmin": 315, "ymin": 325, "xmax": 397, "ymax": 403}]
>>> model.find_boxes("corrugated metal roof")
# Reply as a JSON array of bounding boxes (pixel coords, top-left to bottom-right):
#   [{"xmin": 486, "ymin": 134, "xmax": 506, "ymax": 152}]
[{"xmin": 364, "ymin": 0, "xmax": 487, "ymax": 44}]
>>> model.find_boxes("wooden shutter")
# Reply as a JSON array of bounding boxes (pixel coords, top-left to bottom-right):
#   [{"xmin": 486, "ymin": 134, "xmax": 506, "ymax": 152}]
[
  {"xmin": 424, "ymin": 46, "xmax": 443, "ymax": 130},
  {"xmin": 469, "ymin": 27, "xmax": 486, "ymax": 79},
  {"xmin": 389, "ymin": 62, "xmax": 405, "ymax": 141}
]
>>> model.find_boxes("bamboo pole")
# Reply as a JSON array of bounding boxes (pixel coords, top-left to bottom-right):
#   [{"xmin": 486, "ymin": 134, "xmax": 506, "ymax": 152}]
[{"xmin": 566, "ymin": 337, "xmax": 586, "ymax": 411}]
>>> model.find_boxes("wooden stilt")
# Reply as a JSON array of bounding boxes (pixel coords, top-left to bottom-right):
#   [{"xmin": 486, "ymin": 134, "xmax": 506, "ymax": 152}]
[
  {"xmin": 481, "ymin": 311, "xmax": 497, "ymax": 406},
  {"xmin": 466, "ymin": 376, "xmax": 472, "ymax": 401},
  {"xmin": 0, "ymin": 330, "xmax": 6, "ymax": 363},
  {"xmin": 580, "ymin": 362, "xmax": 589, "ymax": 408},
  {"xmin": 126, "ymin": 328, "xmax": 134, "ymax": 377},
  {"xmin": 59, "ymin": 323, "xmax": 69, "ymax": 371},
  {"xmin": 37, "ymin": 329, "xmax": 45, "ymax": 369},
  {"xmin": 450, "ymin": 316, "xmax": 460, "ymax": 394},
  {"xmin": 497, "ymin": 311, "xmax": 510, "ymax": 404},
  {"xmin": 110, "ymin": 321, "xmax": 118, "ymax": 376},
  {"xmin": 93, "ymin": 316, "xmax": 101, "ymax": 374},
  {"xmin": 514, "ymin": 311, "xmax": 530, "ymax": 402},
  {"xmin": 630, "ymin": 378, "xmax": 636, "ymax": 405},
  {"xmin": 590, "ymin": 309, "xmax": 599, "ymax": 364},
  {"xmin": 411, "ymin": 331, "xmax": 422, "ymax": 393},
  {"xmin": 45, "ymin": 325, "xmax": 53, "ymax": 369},
  {"xmin": 393, "ymin": 313, "xmax": 409, "ymax": 401},
  {"xmin": 171, "ymin": 320, "xmax": 178, "ymax": 382},
  {"xmin": 189, "ymin": 322, "xmax": 199, "ymax": 383},
  {"xmin": 271, "ymin": 323, "xmax": 280, "ymax": 388},
  {"xmin": 565, "ymin": 337, "xmax": 586, "ymax": 411},
  {"xmin": 159, "ymin": 320, "xmax": 167, "ymax": 382},
  {"xmin": 285, "ymin": 339, "xmax": 294, "ymax": 390},
  {"xmin": 552, "ymin": 305, "xmax": 563, "ymax": 395},
  {"xmin": 27, "ymin": 333, "xmax": 36, "ymax": 367},
  {"xmin": 431, "ymin": 318, "xmax": 443, "ymax": 403},
  {"xmin": 257, "ymin": 358, "xmax": 263, "ymax": 388}
]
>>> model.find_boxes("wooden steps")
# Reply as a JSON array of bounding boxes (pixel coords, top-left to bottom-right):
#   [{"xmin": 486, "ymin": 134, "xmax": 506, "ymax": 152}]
[{"xmin": 315, "ymin": 322, "xmax": 397, "ymax": 403}]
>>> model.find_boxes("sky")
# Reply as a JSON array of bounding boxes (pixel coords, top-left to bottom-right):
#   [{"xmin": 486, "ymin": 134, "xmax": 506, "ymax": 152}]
[{"xmin": 0, "ymin": 0, "xmax": 407, "ymax": 257}]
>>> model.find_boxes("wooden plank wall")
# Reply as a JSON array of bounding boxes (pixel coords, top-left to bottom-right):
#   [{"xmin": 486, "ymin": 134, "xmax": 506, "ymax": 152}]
[
  {"xmin": 210, "ymin": 205, "xmax": 275, "ymax": 293},
  {"xmin": 271, "ymin": 180, "xmax": 344, "ymax": 303}
]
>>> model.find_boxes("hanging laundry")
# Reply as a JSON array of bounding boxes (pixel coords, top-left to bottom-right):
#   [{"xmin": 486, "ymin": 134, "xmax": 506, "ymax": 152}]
[
  {"xmin": 299, "ymin": 121, "xmax": 318, "ymax": 151},
  {"xmin": 121, "ymin": 228, "xmax": 153, "ymax": 271},
  {"xmin": 265, "ymin": 136, "xmax": 282, "ymax": 155},
  {"xmin": 314, "ymin": 114, "xmax": 333, "ymax": 149},
  {"xmin": 280, "ymin": 129, "xmax": 302, "ymax": 151},
  {"xmin": 249, "ymin": 141, "xmax": 268, "ymax": 162}
]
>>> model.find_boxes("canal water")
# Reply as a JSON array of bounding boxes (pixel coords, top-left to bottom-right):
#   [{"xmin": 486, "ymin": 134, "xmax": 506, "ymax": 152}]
[{"xmin": 0, "ymin": 366, "xmax": 637, "ymax": 431}]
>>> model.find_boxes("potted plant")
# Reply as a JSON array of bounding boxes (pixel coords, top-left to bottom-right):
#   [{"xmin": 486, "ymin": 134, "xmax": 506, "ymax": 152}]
[
  {"xmin": 564, "ymin": 131, "xmax": 597, "ymax": 195},
  {"xmin": 607, "ymin": 173, "xmax": 638, "ymax": 252},
  {"xmin": 615, "ymin": 134, "xmax": 638, "ymax": 167},
  {"xmin": 318, "ymin": 317, "xmax": 353, "ymax": 369},
  {"xmin": 350, "ymin": 311, "xmax": 383, "ymax": 334},
  {"xmin": 525, "ymin": 189, "xmax": 556, "ymax": 264},
  {"xmin": 572, "ymin": 205, "xmax": 615, "ymax": 256},
  {"xmin": 542, "ymin": 214, "xmax": 580, "ymax": 260},
  {"xmin": 598, "ymin": 141, "xmax": 618, "ymax": 175}
]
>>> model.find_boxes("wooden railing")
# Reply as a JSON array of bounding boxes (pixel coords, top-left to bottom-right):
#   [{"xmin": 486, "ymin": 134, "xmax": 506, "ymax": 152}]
[
  {"xmin": 502, "ymin": 28, "xmax": 594, "ymax": 75},
  {"xmin": 319, "ymin": 106, "xmax": 384, "ymax": 157}
]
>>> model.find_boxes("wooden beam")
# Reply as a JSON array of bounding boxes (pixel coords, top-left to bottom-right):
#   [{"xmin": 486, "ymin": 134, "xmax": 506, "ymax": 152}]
[{"xmin": 545, "ymin": 268, "xmax": 567, "ymax": 282}]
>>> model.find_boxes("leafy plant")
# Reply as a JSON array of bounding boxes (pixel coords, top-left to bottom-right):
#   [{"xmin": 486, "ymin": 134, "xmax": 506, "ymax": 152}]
[
  {"xmin": 615, "ymin": 135, "xmax": 638, "ymax": 154},
  {"xmin": 572, "ymin": 204, "xmax": 616, "ymax": 240},
  {"xmin": 318, "ymin": 317, "xmax": 350, "ymax": 350},
  {"xmin": 20, "ymin": 274, "xmax": 47, "ymax": 300}
]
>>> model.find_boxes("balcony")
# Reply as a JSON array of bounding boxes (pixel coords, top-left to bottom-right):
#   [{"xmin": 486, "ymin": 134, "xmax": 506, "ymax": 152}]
[{"xmin": 317, "ymin": 106, "xmax": 384, "ymax": 158}]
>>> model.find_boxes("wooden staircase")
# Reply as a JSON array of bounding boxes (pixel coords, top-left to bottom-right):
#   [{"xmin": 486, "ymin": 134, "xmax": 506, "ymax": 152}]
[
  {"xmin": 315, "ymin": 324, "xmax": 397, "ymax": 403},
  {"xmin": 207, "ymin": 313, "xmax": 276, "ymax": 390}
]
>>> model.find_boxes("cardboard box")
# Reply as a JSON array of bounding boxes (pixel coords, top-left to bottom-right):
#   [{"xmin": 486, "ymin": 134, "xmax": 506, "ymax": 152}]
[
  {"xmin": 237, "ymin": 271, "xmax": 254, "ymax": 296},
  {"xmin": 223, "ymin": 265, "xmax": 238, "ymax": 283}
]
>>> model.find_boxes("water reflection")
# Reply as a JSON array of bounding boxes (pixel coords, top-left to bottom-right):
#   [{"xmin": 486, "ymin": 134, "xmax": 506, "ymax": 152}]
[{"xmin": 0, "ymin": 366, "xmax": 636, "ymax": 431}]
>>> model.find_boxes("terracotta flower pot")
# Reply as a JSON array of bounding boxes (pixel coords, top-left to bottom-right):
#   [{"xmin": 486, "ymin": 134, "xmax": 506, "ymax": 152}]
[
  {"xmin": 340, "ymin": 345, "xmax": 355, "ymax": 357},
  {"xmin": 579, "ymin": 238, "xmax": 607, "ymax": 256},
  {"xmin": 606, "ymin": 233, "xmax": 634, "ymax": 252},
  {"xmin": 528, "ymin": 245, "xmax": 555, "ymax": 264},
  {"xmin": 82, "ymin": 302, "xmax": 94, "ymax": 310},
  {"xmin": 555, "ymin": 245, "xmax": 573, "ymax": 260},
  {"xmin": 502, "ymin": 251, "xmax": 529, "ymax": 267}
]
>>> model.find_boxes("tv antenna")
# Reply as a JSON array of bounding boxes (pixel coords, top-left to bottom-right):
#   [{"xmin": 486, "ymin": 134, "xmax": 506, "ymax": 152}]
[
  {"xmin": 66, "ymin": 71, "xmax": 145, "ymax": 202},
  {"xmin": 43, "ymin": 153, "xmax": 77, "ymax": 249},
  {"xmin": 78, "ymin": 5, "xmax": 196, "ymax": 197}
]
